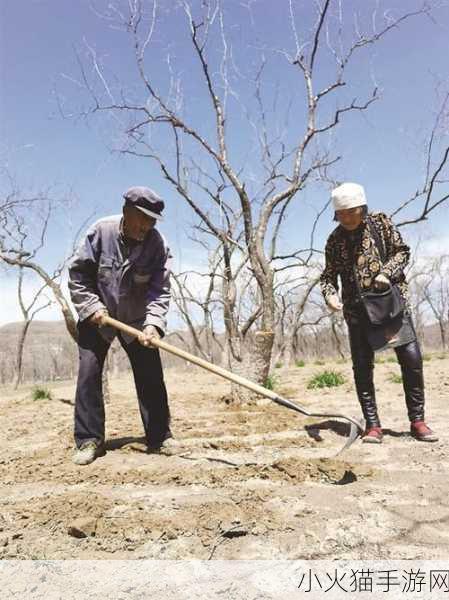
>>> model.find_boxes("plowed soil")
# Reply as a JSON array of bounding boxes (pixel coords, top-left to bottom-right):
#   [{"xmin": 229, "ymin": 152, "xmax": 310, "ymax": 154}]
[{"xmin": 1, "ymin": 355, "xmax": 448, "ymax": 559}]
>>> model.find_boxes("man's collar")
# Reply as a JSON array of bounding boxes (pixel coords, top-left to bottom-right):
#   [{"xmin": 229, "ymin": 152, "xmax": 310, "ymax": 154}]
[{"xmin": 119, "ymin": 217, "xmax": 142, "ymax": 247}]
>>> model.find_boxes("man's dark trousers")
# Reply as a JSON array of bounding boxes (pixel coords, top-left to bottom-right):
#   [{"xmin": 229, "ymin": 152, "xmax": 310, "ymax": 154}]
[{"xmin": 74, "ymin": 320, "xmax": 171, "ymax": 448}]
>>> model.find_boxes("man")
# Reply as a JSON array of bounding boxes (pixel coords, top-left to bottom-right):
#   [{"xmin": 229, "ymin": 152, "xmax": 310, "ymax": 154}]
[
  {"xmin": 320, "ymin": 182, "xmax": 438, "ymax": 444},
  {"xmin": 69, "ymin": 186, "xmax": 175, "ymax": 465}
]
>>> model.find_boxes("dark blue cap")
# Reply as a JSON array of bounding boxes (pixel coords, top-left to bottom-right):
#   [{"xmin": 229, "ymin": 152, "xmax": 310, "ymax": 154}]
[{"xmin": 123, "ymin": 186, "xmax": 164, "ymax": 220}]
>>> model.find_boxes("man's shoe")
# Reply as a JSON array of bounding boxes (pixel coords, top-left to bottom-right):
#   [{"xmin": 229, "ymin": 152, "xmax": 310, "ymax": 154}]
[
  {"xmin": 410, "ymin": 421, "xmax": 438, "ymax": 442},
  {"xmin": 362, "ymin": 426, "xmax": 383, "ymax": 444},
  {"xmin": 147, "ymin": 437, "xmax": 183, "ymax": 455},
  {"xmin": 73, "ymin": 441, "xmax": 105, "ymax": 465}
]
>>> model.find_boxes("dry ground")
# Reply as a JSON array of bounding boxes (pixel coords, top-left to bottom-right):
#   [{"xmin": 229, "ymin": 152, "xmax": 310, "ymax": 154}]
[{"xmin": 1, "ymin": 353, "xmax": 448, "ymax": 560}]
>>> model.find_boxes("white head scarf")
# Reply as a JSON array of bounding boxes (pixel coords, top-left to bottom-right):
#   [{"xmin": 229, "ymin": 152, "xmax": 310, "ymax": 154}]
[{"xmin": 331, "ymin": 182, "xmax": 367, "ymax": 211}]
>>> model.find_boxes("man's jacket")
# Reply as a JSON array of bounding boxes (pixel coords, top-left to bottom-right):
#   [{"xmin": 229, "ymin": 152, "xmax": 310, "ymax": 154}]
[{"xmin": 68, "ymin": 215, "xmax": 171, "ymax": 343}]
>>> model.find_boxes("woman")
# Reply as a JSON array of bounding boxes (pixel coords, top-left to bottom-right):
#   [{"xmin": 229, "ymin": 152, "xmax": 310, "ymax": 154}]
[{"xmin": 320, "ymin": 182, "xmax": 438, "ymax": 444}]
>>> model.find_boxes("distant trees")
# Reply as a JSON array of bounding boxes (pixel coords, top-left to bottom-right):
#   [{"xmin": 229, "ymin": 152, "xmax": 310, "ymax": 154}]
[
  {"xmin": 0, "ymin": 180, "xmax": 79, "ymax": 342},
  {"xmin": 0, "ymin": 172, "xmax": 84, "ymax": 386},
  {"xmin": 410, "ymin": 254, "xmax": 449, "ymax": 350},
  {"xmin": 67, "ymin": 0, "xmax": 449, "ymax": 398},
  {"xmin": 2, "ymin": 2, "xmax": 449, "ymax": 388},
  {"xmin": 14, "ymin": 267, "xmax": 52, "ymax": 388}
]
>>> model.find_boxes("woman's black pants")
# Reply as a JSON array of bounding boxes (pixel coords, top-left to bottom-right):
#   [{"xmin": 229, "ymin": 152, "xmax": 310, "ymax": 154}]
[{"xmin": 347, "ymin": 320, "xmax": 425, "ymax": 428}]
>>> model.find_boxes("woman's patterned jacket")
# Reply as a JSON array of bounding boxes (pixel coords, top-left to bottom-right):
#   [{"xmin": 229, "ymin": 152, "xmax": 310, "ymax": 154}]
[{"xmin": 320, "ymin": 212, "xmax": 411, "ymax": 318}]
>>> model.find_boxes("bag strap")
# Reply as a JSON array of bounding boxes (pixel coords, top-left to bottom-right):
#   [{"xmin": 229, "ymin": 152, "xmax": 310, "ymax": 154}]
[
  {"xmin": 347, "ymin": 234, "xmax": 363, "ymax": 301},
  {"xmin": 352, "ymin": 262, "xmax": 363, "ymax": 300},
  {"xmin": 351, "ymin": 216, "xmax": 386, "ymax": 301},
  {"xmin": 366, "ymin": 216, "xmax": 386, "ymax": 264}
]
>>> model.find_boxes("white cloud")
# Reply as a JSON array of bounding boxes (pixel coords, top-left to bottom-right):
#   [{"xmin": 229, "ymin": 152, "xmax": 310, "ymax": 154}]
[
  {"xmin": 0, "ymin": 270, "xmax": 71, "ymax": 326},
  {"xmin": 419, "ymin": 234, "xmax": 449, "ymax": 258}
]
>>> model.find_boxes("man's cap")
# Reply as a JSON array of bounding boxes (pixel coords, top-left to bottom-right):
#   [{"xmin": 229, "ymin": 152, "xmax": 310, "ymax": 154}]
[
  {"xmin": 123, "ymin": 186, "xmax": 164, "ymax": 220},
  {"xmin": 331, "ymin": 182, "xmax": 367, "ymax": 211}
]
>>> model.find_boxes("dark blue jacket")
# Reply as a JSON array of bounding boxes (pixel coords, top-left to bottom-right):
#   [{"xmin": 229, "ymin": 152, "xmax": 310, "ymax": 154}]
[{"xmin": 69, "ymin": 215, "xmax": 171, "ymax": 343}]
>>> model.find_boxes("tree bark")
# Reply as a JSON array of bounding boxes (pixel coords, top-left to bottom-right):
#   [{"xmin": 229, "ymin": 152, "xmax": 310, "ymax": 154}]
[
  {"xmin": 102, "ymin": 356, "xmax": 111, "ymax": 404},
  {"xmin": 0, "ymin": 254, "xmax": 78, "ymax": 343},
  {"xmin": 14, "ymin": 320, "xmax": 31, "ymax": 389},
  {"xmin": 227, "ymin": 330, "xmax": 275, "ymax": 403},
  {"xmin": 331, "ymin": 318, "xmax": 346, "ymax": 360}
]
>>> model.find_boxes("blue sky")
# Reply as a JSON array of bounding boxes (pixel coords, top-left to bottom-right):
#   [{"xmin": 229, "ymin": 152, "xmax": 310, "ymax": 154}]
[{"xmin": 1, "ymin": 0, "xmax": 449, "ymax": 325}]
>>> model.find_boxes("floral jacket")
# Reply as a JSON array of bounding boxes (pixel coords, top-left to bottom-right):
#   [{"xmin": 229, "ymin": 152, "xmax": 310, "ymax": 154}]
[{"xmin": 320, "ymin": 212, "xmax": 410, "ymax": 318}]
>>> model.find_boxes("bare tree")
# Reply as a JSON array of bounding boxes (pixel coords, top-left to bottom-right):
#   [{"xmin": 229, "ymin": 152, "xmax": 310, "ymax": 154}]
[
  {"xmin": 66, "ymin": 0, "xmax": 448, "ymax": 398},
  {"xmin": 392, "ymin": 91, "xmax": 449, "ymax": 227},
  {"xmin": 14, "ymin": 267, "xmax": 53, "ymax": 388},
  {"xmin": 405, "ymin": 241, "xmax": 431, "ymax": 345},
  {"xmin": 0, "ymin": 186, "xmax": 82, "ymax": 343},
  {"xmin": 171, "ymin": 238, "xmax": 224, "ymax": 362},
  {"xmin": 419, "ymin": 255, "xmax": 449, "ymax": 349},
  {"xmin": 273, "ymin": 267, "xmax": 325, "ymax": 364},
  {"xmin": 1, "ymin": 178, "xmax": 123, "ymax": 396}
]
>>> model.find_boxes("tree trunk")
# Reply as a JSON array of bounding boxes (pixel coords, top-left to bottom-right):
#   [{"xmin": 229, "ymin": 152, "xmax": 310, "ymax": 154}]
[
  {"xmin": 102, "ymin": 357, "xmax": 111, "ymax": 404},
  {"xmin": 331, "ymin": 318, "xmax": 346, "ymax": 360},
  {"xmin": 438, "ymin": 319, "xmax": 446, "ymax": 351},
  {"xmin": 109, "ymin": 341, "xmax": 120, "ymax": 378},
  {"xmin": 0, "ymin": 255, "xmax": 78, "ymax": 343},
  {"xmin": 14, "ymin": 320, "xmax": 31, "ymax": 389},
  {"xmin": 227, "ymin": 330, "xmax": 275, "ymax": 403},
  {"xmin": 283, "ymin": 335, "xmax": 295, "ymax": 366},
  {"xmin": 47, "ymin": 280, "xmax": 78, "ymax": 343}
]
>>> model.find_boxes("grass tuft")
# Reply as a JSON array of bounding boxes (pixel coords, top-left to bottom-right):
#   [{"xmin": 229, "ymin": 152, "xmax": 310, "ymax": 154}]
[
  {"xmin": 32, "ymin": 386, "xmax": 52, "ymax": 401},
  {"xmin": 388, "ymin": 373, "xmax": 403, "ymax": 384},
  {"xmin": 264, "ymin": 374, "xmax": 279, "ymax": 391},
  {"xmin": 307, "ymin": 370, "xmax": 345, "ymax": 390}
]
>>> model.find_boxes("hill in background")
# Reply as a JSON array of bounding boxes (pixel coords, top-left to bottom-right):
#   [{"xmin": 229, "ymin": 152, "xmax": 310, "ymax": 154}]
[{"xmin": 0, "ymin": 318, "xmax": 446, "ymax": 386}]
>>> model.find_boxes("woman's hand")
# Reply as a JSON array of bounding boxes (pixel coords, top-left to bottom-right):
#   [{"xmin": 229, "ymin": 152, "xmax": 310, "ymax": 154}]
[
  {"xmin": 374, "ymin": 274, "xmax": 390, "ymax": 290},
  {"xmin": 327, "ymin": 294, "xmax": 343, "ymax": 312}
]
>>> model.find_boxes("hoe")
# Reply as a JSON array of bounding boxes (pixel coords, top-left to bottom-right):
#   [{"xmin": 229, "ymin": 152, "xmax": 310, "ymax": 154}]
[{"xmin": 103, "ymin": 315, "xmax": 364, "ymax": 455}]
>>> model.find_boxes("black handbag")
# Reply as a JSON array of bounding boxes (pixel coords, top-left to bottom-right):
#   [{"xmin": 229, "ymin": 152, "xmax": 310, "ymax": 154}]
[
  {"xmin": 354, "ymin": 218, "xmax": 405, "ymax": 326},
  {"xmin": 359, "ymin": 284, "xmax": 404, "ymax": 326}
]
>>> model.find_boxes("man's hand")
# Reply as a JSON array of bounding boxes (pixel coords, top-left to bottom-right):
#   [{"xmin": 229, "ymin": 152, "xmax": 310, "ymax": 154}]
[
  {"xmin": 138, "ymin": 325, "xmax": 161, "ymax": 349},
  {"xmin": 374, "ymin": 274, "xmax": 390, "ymax": 291},
  {"xmin": 327, "ymin": 294, "xmax": 343, "ymax": 312},
  {"xmin": 89, "ymin": 309, "xmax": 109, "ymax": 327}
]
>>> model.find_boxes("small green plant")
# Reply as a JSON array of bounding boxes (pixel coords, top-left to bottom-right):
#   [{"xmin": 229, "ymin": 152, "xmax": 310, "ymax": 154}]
[
  {"xmin": 274, "ymin": 361, "xmax": 283, "ymax": 369},
  {"xmin": 264, "ymin": 374, "xmax": 279, "ymax": 391},
  {"xmin": 314, "ymin": 359, "xmax": 326, "ymax": 366},
  {"xmin": 422, "ymin": 354, "xmax": 432, "ymax": 362},
  {"xmin": 388, "ymin": 373, "xmax": 403, "ymax": 384},
  {"xmin": 295, "ymin": 359, "xmax": 306, "ymax": 368},
  {"xmin": 32, "ymin": 386, "xmax": 52, "ymax": 401},
  {"xmin": 307, "ymin": 370, "xmax": 345, "ymax": 390},
  {"xmin": 374, "ymin": 356, "xmax": 385, "ymax": 364},
  {"xmin": 386, "ymin": 356, "xmax": 397, "ymax": 364}
]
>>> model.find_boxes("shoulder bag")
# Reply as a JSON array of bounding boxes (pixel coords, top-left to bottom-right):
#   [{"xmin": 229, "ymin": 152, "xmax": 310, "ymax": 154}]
[{"xmin": 353, "ymin": 218, "xmax": 404, "ymax": 326}]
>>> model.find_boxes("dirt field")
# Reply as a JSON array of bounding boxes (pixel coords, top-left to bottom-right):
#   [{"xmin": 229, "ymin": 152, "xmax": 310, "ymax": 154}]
[{"xmin": 1, "ymin": 353, "xmax": 448, "ymax": 560}]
